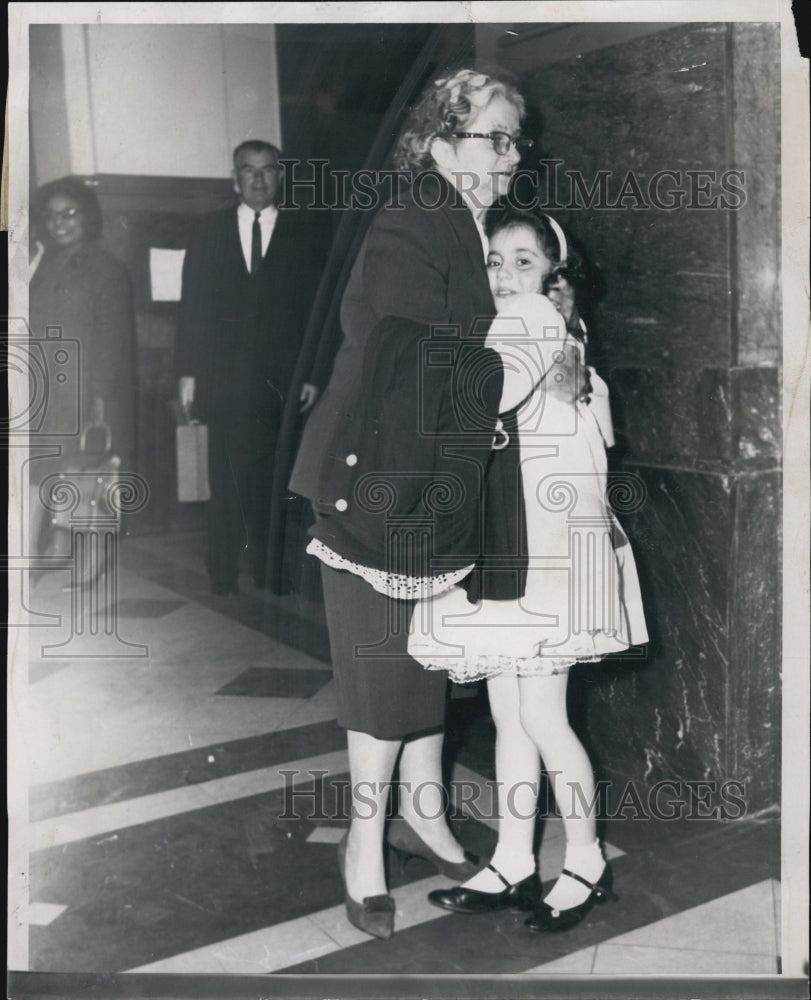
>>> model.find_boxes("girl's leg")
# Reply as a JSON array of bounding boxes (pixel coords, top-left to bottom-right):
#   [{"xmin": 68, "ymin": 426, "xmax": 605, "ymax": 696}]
[
  {"xmin": 461, "ymin": 674, "xmax": 541, "ymax": 891},
  {"xmin": 397, "ymin": 730, "xmax": 466, "ymax": 863},
  {"xmin": 344, "ymin": 729, "xmax": 401, "ymax": 901},
  {"xmin": 518, "ymin": 672, "xmax": 605, "ymax": 909}
]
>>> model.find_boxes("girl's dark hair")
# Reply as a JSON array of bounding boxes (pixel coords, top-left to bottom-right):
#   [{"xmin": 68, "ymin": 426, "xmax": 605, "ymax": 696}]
[
  {"xmin": 33, "ymin": 177, "xmax": 104, "ymax": 243},
  {"xmin": 484, "ymin": 202, "xmax": 587, "ymax": 287},
  {"xmin": 485, "ymin": 202, "xmax": 607, "ymax": 339}
]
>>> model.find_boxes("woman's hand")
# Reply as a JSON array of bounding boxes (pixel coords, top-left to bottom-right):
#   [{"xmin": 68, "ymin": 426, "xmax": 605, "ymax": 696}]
[
  {"xmin": 544, "ymin": 273, "xmax": 581, "ymax": 332},
  {"xmin": 545, "ymin": 342, "xmax": 592, "ymax": 404}
]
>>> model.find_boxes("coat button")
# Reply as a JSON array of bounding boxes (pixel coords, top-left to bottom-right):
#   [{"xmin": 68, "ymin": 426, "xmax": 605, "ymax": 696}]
[
  {"xmin": 345, "ymin": 453, "xmax": 358, "ymax": 466},
  {"xmin": 335, "ymin": 498, "xmax": 348, "ymax": 512}
]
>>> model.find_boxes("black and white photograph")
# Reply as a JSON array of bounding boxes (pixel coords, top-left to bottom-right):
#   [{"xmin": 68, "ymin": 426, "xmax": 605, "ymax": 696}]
[{"xmin": 6, "ymin": 3, "xmax": 809, "ymax": 998}]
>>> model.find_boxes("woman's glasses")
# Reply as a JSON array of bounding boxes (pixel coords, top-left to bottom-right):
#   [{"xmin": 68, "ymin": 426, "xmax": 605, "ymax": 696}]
[
  {"xmin": 448, "ymin": 132, "xmax": 534, "ymax": 155},
  {"xmin": 43, "ymin": 207, "xmax": 81, "ymax": 223}
]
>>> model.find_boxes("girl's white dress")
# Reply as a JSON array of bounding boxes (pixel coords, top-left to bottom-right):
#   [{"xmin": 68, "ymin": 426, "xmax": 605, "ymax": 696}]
[{"xmin": 408, "ymin": 293, "xmax": 648, "ymax": 682}]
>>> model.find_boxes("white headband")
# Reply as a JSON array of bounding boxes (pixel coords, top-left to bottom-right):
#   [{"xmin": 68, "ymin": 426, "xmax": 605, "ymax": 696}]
[{"xmin": 543, "ymin": 214, "xmax": 568, "ymax": 265}]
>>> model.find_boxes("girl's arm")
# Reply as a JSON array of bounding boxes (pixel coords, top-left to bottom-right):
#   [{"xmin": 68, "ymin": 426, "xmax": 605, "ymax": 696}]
[
  {"xmin": 585, "ymin": 368, "xmax": 615, "ymax": 447},
  {"xmin": 485, "ymin": 292, "xmax": 574, "ymax": 412}
]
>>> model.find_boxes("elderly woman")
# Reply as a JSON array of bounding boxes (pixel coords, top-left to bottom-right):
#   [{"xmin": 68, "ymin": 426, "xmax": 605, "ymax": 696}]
[
  {"xmin": 290, "ymin": 67, "xmax": 533, "ymax": 938},
  {"xmin": 29, "ymin": 177, "xmax": 136, "ymax": 556}
]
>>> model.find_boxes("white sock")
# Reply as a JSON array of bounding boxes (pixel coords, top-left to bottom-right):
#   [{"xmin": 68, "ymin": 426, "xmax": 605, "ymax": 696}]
[
  {"xmin": 543, "ymin": 839, "xmax": 605, "ymax": 911},
  {"xmin": 461, "ymin": 846, "xmax": 535, "ymax": 894}
]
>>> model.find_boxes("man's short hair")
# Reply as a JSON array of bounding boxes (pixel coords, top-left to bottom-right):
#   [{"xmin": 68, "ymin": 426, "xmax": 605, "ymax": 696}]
[{"xmin": 232, "ymin": 139, "xmax": 281, "ymax": 163}]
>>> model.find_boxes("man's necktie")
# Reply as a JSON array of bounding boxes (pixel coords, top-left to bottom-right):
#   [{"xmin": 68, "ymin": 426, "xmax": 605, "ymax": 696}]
[{"xmin": 250, "ymin": 211, "xmax": 262, "ymax": 274}]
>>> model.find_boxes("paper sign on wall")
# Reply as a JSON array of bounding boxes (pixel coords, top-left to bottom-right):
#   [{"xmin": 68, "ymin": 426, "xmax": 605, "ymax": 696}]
[{"xmin": 150, "ymin": 248, "xmax": 186, "ymax": 302}]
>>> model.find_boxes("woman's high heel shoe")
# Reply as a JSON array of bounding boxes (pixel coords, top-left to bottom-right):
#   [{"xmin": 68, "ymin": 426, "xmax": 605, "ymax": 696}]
[
  {"xmin": 386, "ymin": 817, "xmax": 480, "ymax": 881},
  {"xmin": 337, "ymin": 832, "xmax": 395, "ymax": 940},
  {"xmin": 524, "ymin": 863, "xmax": 618, "ymax": 933}
]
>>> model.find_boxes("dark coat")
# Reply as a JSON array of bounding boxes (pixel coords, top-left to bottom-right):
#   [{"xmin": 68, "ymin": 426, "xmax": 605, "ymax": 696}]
[
  {"xmin": 29, "ymin": 242, "xmax": 137, "ymax": 465},
  {"xmin": 290, "ymin": 172, "xmax": 527, "ymax": 595},
  {"xmin": 174, "ymin": 205, "xmax": 314, "ymax": 431}
]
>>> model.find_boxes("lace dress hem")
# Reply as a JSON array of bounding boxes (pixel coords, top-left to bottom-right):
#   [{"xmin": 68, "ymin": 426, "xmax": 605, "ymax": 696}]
[
  {"xmin": 412, "ymin": 647, "xmax": 610, "ymax": 684},
  {"xmin": 306, "ymin": 538, "xmax": 474, "ymax": 601}
]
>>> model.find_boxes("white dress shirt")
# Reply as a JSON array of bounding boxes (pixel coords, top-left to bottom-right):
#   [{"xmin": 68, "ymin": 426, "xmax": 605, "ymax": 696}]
[{"xmin": 236, "ymin": 201, "xmax": 278, "ymax": 271}]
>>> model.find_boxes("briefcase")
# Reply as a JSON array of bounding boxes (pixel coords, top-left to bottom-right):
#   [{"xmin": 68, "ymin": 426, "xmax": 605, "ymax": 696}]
[{"xmin": 174, "ymin": 412, "xmax": 211, "ymax": 502}]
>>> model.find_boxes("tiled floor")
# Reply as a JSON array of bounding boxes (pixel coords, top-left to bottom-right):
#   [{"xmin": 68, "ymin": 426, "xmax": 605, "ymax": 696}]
[{"xmin": 10, "ymin": 530, "xmax": 788, "ymax": 982}]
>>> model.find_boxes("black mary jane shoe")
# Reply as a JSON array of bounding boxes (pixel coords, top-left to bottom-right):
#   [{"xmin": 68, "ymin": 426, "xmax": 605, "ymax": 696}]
[
  {"xmin": 386, "ymin": 817, "xmax": 480, "ymax": 881},
  {"xmin": 338, "ymin": 832, "xmax": 395, "ymax": 940},
  {"xmin": 524, "ymin": 864, "xmax": 618, "ymax": 933},
  {"xmin": 427, "ymin": 864, "xmax": 540, "ymax": 914}
]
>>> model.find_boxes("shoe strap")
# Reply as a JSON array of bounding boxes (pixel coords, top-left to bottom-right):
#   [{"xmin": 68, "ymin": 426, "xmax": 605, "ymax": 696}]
[
  {"xmin": 486, "ymin": 864, "xmax": 513, "ymax": 889},
  {"xmin": 561, "ymin": 867, "xmax": 599, "ymax": 891}
]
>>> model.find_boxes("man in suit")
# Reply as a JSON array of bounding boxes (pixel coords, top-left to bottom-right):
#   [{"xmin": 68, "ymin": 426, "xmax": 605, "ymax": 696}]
[{"xmin": 175, "ymin": 140, "xmax": 317, "ymax": 595}]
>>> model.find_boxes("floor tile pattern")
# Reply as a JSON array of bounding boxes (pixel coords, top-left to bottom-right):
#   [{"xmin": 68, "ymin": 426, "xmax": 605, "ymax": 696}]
[
  {"xmin": 215, "ymin": 665, "xmax": 333, "ymax": 699},
  {"xmin": 30, "ymin": 719, "xmax": 348, "ymax": 821},
  {"xmin": 14, "ymin": 534, "xmax": 785, "ymax": 980}
]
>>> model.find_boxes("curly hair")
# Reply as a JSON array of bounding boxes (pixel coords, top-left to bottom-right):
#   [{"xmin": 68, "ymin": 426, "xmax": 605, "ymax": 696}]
[
  {"xmin": 33, "ymin": 176, "xmax": 104, "ymax": 243},
  {"xmin": 394, "ymin": 67, "xmax": 525, "ymax": 172}
]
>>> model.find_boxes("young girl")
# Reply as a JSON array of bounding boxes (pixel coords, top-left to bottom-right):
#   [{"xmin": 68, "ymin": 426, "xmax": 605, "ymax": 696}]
[{"xmin": 409, "ymin": 208, "xmax": 648, "ymax": 932}]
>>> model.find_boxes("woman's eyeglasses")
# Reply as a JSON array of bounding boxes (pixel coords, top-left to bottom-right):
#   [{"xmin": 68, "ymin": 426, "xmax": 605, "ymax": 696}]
[
  {"xmin": 43, "ymin": 207, "xmax": 81, "ymax": 223},
  {"xmin": 447, "ymin": 132, "xmax": 534, "ymax": 155}
]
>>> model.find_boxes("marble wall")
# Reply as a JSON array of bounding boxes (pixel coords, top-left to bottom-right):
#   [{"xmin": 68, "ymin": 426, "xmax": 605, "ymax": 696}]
[{"xmin": 523, "ymin": 22, "xmax": 781, "ymax": 814}]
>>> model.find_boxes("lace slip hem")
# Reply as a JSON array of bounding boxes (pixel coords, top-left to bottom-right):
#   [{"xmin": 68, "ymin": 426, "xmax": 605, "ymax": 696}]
[
  {"xmin": 306, "ymin": 538, "xmax": 474, "ymax": 600},
  {"xmin": 416, "ymin": 650, "xmax": 607, "ymax": 683}
]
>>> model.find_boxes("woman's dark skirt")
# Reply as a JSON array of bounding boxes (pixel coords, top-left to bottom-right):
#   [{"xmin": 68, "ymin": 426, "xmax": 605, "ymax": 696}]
[{"xmin": 320, "ymin": 563, "xmax": 448, "ymax": 740}]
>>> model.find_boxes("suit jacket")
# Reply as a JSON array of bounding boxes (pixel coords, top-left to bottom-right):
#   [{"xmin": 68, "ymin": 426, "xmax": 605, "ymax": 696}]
[
  {"xmin": 174, "ymin": 205, "xmax": 314, "ymax": 432},
  {"xmin": 290, "ymin": 172, "xmax": 528, "ymax": 595}
]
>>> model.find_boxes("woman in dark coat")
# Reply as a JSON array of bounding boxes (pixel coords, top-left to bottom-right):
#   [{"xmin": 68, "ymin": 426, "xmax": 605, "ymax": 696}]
[
  {"xmin": 289, "ymin": 67, "xmax": 531, "ymax": 938},
  {"xmin": 29, "ymin": 177, "xmax": 137, "ymax": 555}
]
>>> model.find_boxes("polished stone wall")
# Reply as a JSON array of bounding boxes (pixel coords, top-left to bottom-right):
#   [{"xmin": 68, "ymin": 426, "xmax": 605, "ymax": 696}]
[{"xmin": 522, "ymin": 22, "xmax": 781, "ymax": 814}]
